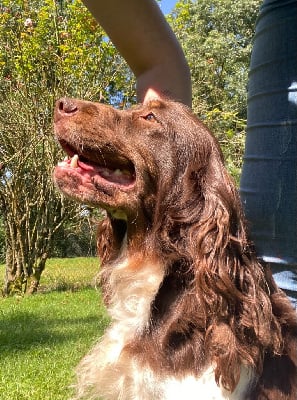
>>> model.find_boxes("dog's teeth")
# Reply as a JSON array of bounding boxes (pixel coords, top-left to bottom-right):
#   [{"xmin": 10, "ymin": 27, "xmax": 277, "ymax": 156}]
[
  {"xmin": 101, "ymin": 170, "xmax": 111, "ymax": 177},
  {"xmin": 114, "ymin": 169, "xmax": 122, "ymax": 176},
  {"xmin": 70, "ymin": 154, "xmax": 79, "ymax": 168},
  {"xmin": 58, "ymin": 156, "xmax": 71, "ymax": 168}
]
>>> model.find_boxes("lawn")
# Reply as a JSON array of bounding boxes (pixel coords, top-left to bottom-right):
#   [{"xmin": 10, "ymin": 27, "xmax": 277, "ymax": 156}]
[{"xmin": 0, "ymin": 258, "xmax": 110, "ymax": 400}]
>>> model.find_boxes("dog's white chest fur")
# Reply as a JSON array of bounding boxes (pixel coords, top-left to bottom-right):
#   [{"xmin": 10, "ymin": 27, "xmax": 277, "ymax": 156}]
[
  {"xmin": 161, "ymin": 367, "xmax": 253, "ymax": 400},
  {"xmin": 76, "ymin": 256, "xmax": 253, "ymax": 399}
]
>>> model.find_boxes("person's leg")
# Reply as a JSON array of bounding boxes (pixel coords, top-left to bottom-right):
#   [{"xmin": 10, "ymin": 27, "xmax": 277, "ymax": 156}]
[{"xmin": 240, "ymin": 0, "xmax": 297, "ymax": 308}]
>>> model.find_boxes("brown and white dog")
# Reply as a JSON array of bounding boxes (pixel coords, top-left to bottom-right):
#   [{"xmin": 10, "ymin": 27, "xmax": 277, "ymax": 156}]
[{"xmin": 53, "ymin": 98, "xmax": 297, "ymax": 400}]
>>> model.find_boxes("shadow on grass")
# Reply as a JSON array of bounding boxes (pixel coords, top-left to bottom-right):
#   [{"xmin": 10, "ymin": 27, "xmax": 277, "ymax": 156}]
[
  {"xmin": 0, "ymin": 311, "xmax": 105, "ymax": 356},
  {"xmin": 0, "ymin": 289, "xmax": 110, "ymax": 359},
  {"xmin": 38, "ymin": 281, "xmax": 96, "ymax": 294}
]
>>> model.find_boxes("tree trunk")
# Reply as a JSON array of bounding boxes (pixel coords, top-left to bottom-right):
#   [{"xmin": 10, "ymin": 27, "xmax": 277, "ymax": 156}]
[
  {"xmin": 27, "ymin": 253, "xmax": 48, "ymax": 294},
  {"xmin": 3, "ymin": 241, "xmax": 25, "ymax": 295}
]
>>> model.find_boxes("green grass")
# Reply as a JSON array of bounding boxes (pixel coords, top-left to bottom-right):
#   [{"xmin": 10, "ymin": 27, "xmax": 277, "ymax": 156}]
[
  {"xmin": 40, "ymin": 257, "xmax": 101, "ymax": 292},
  {"xmin": 0, "ymin": 258, "xmax": 110, "ymax": 400}
]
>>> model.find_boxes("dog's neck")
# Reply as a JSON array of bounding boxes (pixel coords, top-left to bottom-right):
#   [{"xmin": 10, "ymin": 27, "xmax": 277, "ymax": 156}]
[{"xmin": 109, "ymin": 212, "xmax": 156, "ymax": 260}]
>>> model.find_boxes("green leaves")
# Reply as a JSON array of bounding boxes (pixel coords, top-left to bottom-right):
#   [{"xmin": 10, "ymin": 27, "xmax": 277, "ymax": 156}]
[
  {"xmin": 169, "ymin": 0, "xmax": 262, "ymax": 181},
  {"xmin": 0, "ymin": 0, "xmax": 135, "ymax": 103}
]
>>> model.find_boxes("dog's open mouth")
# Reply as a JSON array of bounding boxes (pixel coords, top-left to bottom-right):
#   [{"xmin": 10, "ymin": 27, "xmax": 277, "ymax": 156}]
[{"xmin": 56, "ymin": 140, "xmax": 136, "ymax": 188}]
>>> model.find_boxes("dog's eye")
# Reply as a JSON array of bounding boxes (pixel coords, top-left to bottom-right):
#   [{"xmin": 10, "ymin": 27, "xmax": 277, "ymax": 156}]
[{"xmin": 142, "ymin": 113, "xmax": 157, "ymax": 122}]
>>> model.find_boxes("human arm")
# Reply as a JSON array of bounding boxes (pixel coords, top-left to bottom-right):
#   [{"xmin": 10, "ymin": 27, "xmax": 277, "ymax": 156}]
[{"xmin": 82, "ymin": 0, "xmax": 192, "ymax": 106}]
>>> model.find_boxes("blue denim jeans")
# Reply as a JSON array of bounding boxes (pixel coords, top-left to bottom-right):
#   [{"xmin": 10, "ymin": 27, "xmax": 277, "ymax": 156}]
[{"xmin": 240, "ymin": 0, "xmax": 297, "ymax": 308}]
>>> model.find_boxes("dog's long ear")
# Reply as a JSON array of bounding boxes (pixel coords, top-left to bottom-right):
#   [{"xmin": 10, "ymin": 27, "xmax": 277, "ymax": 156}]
[
  {"xmin": 153, "ymin": 136, "xmax": 281, "ymax": 389},
  {"xmin": 193, "ymin": 144, "xmax": 246, "ymax": 258},
  {"xmin": 187, "ymin": 145, "xmax": 285, "ymax": 391},
  {"xmin": 189, "ymin": 142, "xmax": 274, "ymax": 316}
]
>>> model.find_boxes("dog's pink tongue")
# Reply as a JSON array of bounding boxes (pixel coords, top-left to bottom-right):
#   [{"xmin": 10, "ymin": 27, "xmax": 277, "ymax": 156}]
[{"xmin": 58, "ymin": 155, "xmax": 134, "ymax": 185}]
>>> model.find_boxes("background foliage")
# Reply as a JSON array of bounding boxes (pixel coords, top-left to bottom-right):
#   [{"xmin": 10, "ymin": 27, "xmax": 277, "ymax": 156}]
[{"xmin": 0, "ymin": 0, "xmax": 134, "ymax": 293}]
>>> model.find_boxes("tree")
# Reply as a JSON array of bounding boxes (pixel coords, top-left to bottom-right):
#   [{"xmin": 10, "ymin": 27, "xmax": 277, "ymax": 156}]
[
  {"xmin": 169, "ymin": 0, "xmax": 262, "ymax": 181},
  {"xmin": 0, "ymin": 0, "xmax": 135, "ymax": 294}
]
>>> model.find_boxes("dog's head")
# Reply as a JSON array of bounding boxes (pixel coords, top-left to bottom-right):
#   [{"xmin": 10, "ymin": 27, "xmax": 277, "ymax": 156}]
[
  {"xmin": 54, "ymin": 98, "xmax": 217, "ymax": 208},
  {"xmin": 54, "ymin": 98, "xmax": 242, "ymax": 247}
]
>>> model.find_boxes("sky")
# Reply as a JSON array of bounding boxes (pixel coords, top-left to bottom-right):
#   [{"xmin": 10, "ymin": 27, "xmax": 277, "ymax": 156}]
[{"xmin": 160, "ymin": 0, "xmax": 178, "ymax": 15}]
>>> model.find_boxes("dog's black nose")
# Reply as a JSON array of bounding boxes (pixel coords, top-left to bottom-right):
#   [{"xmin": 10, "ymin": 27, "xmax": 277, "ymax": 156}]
[{"xmin": 57, "ymin": 98, "xmax": 78, "ymax": 115}]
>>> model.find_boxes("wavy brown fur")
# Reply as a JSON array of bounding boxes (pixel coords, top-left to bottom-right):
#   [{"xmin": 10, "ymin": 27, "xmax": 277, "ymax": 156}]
[{"xmin": 54, "ymin": 98, "xmax": 297, "ymax": 399}]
